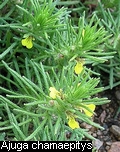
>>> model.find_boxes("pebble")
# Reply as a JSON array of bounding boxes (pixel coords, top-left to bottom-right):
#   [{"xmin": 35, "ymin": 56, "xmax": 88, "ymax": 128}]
[
  {"xmin": 80, "ymin": 122, "xmax": 92, "ymax": 129},
  {"xmin": 106, "ymin": 142, "xmax": 112, "ymax": 146},
  {"xmin": 109, "ymin": 107, "xmax": 114, "ymax": 113},
  {"xmin": 102, "ymin": 103, "xmax": 109, "ymax": 109},
  {"xmin": 103, "ymin": 123, "xmax": 108, "ymax": 130},
  {"xmin": 97, "ymin": 130, "xmax": 102, "ymax": 136},
  {"xmin": 93, "ymin": 139, "xmax": 103, "ymax": 150},
  {"xmin": 105, "ymin": 145, "xmax": 110, "ymax": 151},
  {"xmin": 108, "ymin": 142, "xmax": 120, "ymax": 152},
  {"xmin": 92, "ymin": 133, "xmax": 97, "ymax": 138},
  {"xmin": 103, "ymin": 136, "xmax": 110, "ymax": 142},
  {"xmin": 103, "ymin": 130, "xmax": 108, "ymax": 135},
  {"xmin": 110, "ymin": 125, "xmax": 120, "ymax": 140},
  {"xmin": 115, "ymin": 90, "xmax": 120, "ymax": 101},
  {"xmin": 106, "ymin": 109, "xmax": 110, "ymax": 113},
  {"xmin": 90, "ymin": 126, "xmax": 97, "ymax": 132}
]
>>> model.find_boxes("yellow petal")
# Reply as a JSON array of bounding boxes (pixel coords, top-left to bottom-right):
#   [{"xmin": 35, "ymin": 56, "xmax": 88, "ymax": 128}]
[
  {"xmin": 21, "ymin": 39, "xmax": 27, "ymax": 46},
  {"xmin": 68, "ymin": 116, "xmax": 79, "ymax": 129},
  {"xmin": 83, "ymin": 104, "xmax": 96, "ymax": 117},
  {"xmin": 74, "ymin": 62, "xmax": 83, "ymax": 75},
  {"xmin": 49, "ymin": 87, "xmax": 60, "ymax": 99},
  {"xmin": 21, "ymin": 37, "xmax": 33, "ymax": 49}
]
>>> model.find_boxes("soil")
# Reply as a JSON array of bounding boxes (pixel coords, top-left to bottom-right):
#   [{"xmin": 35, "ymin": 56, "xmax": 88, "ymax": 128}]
[{"xmin": 92, "ymin": 88, "xmax": 120, "ymax": 151}]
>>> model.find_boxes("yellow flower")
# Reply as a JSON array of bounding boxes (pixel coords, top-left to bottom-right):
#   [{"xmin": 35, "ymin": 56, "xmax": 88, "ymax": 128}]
[
  {"xmin": 21, "ymin": 36, "xmax": 33, "ymax": 49},
  {"xmin": 67, "ymin": 115, "xmax": 79, "ymax": 129},
  {"xmin": 82, "ymin": 104, "xmax": 96, "ymax": 117},
  {"xmin": 74, "ymin": 61, "xmax": 83, "ymax": 75},
  {"xmin": 49, "ymin": 87, "xmax": 61, "ymax": 99}
]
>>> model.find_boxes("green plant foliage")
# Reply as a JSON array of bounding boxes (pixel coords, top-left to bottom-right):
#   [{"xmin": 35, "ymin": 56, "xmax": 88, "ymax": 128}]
[
  {"xmin": 93, "ymin": 0, "xmax": 120, "ymax": 89},
  {"xmin": 0, "ymin": 0, "xmax": 119, "ymax": 141},
  {"xmin": 0, "ymin": 60, "xmax": 110, "ymax": 140}
]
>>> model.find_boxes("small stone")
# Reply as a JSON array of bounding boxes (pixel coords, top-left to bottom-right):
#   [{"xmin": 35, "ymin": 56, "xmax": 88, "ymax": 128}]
[
  {"xmin": 103, "ymin": 130, "xmax": 108, "ymax": 135},
  {"xmin": 106, "ymin": 142, "xmax": 112, "ymax": 146},
  {"xmin": 90, "ymin": 126, "xmax": 97, "ymax": 132},
  {"xmin": 103, "ymin": 136, "xmax": 110, "ymax": 142},
  {"xmin": 92, "ymin": 133, "xmax": 97, "ymax": 138},
  {"xmin": 107, "ymin": 115, "xmax": 111, "ymax": 119},
  {"xmin": 115, "ymin": 90, "xmax": 120, "ymax": 101},
  {"xmin": 80, "ymin": 122, "xmax": 92, "ymax": 129},
  {"xmin": 97, "ymin": 130, "xmax": 102, "ymax": 136},
  {"xmin": 105, "ymin": 145, "xmax": 110, "ymax": 151},
  {"xmin": 103, "ymin": 123, "xmax": 108, "ymax": 130},
  {"xmin": 106, "ymin": 109, "xmax": 110, "ymax": 113},
  {"xmin": 110, "ymin": 125, "xmax": 120, "ymax": 140},
  {"xmin": 99, "ymin": 110, "xmax": 106, "ymax": 124},
  {"xmin": 101, "ymin": 104, "xmax": 107, "ymax": 109},
  {"xmin": 109, "ymin": 107, "xmax": 114, "ymax": 113},
  {"xmin": 93, "ymin": 139, "xmax": 103, "ymax": 150},
  {"xmin": 108, "ymin": 142, "xmax": 120, "ymax": 152}
]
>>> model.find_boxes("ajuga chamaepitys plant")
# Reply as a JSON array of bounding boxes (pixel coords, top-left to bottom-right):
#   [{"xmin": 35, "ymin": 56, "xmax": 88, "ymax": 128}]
[{"xmin": 0, "ymin": 0, "xmax": 116, "ymax": 141}]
